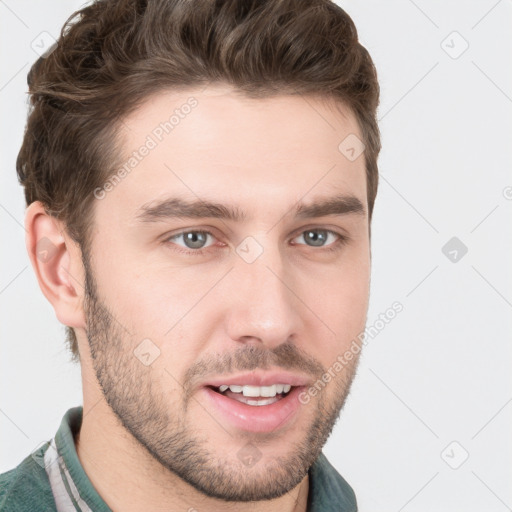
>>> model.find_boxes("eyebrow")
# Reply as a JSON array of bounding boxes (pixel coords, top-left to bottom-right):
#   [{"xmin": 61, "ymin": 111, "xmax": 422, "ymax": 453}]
[{"xmin": 135, "ymin": 194, "xmax": 366, "ymax": 223}]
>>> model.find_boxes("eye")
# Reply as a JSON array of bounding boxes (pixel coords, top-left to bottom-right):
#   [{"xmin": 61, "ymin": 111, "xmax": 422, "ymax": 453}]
[
  {"xmin": 291, "ymin": 228, "xmax": 345, "ymax": 248},
  {"xmin": 165, "ymin": 230, "xmax": 216, "ymax": 252},
  {"xmin": 163, "ymin": 227, "xmax": 348, "ymax": 256}
]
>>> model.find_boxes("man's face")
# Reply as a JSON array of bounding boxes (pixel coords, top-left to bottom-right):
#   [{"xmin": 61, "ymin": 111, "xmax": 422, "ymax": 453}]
[{"xmin": 81, "ymin": 85, "xmax": 370, "ymax": 501}]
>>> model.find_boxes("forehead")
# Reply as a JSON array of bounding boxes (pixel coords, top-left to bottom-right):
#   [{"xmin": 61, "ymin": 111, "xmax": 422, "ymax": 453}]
[{"xmin": 97, "ymin": 85, "xmax": 367, "ymax": 223}]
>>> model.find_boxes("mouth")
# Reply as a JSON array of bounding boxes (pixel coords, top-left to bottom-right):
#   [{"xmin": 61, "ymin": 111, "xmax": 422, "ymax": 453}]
[
  {"xmin": 201, "ymin": 383, "xmax": 306, "ymax": 433},
  {"xmin": 206, "ymin": 383, "xmax": 295, "ymax": 406}
]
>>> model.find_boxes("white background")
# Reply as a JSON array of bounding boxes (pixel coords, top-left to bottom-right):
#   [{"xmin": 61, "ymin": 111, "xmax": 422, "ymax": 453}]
[{"xmin": 1, "ymin": 1, "xmax": 511, "ymax": 511}]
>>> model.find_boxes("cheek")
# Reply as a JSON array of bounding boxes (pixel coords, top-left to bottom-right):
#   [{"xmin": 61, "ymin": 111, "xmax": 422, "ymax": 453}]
[
  {"xmin": 314, "ymin": 279, "xmax": 369, "ymax": 332},
  {"xmin": 303, "ymin": 259, "xmax": 370, "ymax": 358},
  {"xmin": 97, "ymin": 265, "xmax": 214, "ymax": 366},
  {"xmin": 90, "ymin": 261, "xmax": 174, "ymax": 339}
]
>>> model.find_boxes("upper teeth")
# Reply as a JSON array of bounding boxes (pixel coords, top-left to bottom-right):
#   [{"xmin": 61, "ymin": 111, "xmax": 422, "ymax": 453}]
[{"xmin": 218, "ymin": 384, "xmax": 292, "ymax": 397}]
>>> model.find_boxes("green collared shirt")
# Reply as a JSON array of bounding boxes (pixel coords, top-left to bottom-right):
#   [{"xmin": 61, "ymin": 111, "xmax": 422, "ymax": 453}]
[{"xmin": 0, "ymin": 406, "xmax": 357, "ymax": 511}]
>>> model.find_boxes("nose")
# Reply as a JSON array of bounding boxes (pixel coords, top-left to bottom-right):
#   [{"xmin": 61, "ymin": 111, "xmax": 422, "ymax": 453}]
[{"xmin": 222, "ymin": 242, "xmax": 305, "ymax": 350}]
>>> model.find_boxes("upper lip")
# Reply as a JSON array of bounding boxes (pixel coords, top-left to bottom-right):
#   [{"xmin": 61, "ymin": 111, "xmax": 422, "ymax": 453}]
[{"xmin": 202, "ymin": 370, "xmax": 312, "ymax": 388}]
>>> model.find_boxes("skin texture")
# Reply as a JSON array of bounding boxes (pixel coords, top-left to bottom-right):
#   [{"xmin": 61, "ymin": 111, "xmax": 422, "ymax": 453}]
[{"xmin": 25, "ymin": 84, "xmax": 371, "ymax": 512}]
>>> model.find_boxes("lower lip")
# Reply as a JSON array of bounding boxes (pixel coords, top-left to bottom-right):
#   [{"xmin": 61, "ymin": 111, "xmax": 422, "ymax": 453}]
[{"xmin": 201, "ymin": 386, "xmax": 305, "ymax": 433}]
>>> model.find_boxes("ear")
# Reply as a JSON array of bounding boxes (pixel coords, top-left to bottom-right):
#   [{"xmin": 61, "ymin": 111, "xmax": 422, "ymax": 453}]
[{"xmin": 24, "ymin": 201, "xmax": 86, "ymax": 330}]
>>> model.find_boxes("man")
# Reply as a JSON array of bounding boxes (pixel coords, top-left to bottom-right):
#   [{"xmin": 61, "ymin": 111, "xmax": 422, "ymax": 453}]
[{"xmin": 0, "ymin": 0, "xmax": 380, "ymax": 510}]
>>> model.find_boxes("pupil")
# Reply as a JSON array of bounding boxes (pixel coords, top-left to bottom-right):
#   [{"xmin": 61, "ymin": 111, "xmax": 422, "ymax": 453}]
[
  {"xmin": 185, "ymin": 231, "xmax": 207, "ymax": 249},
  {"xmin": 305, "ymin": 230, "xmax": 327, "ymax": 246}
]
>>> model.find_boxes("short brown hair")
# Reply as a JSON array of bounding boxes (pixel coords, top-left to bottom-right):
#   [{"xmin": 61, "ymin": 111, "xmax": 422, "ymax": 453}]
[{"xmin": 17, "ymin": 0, "xmax": 381, "ymax": 362}]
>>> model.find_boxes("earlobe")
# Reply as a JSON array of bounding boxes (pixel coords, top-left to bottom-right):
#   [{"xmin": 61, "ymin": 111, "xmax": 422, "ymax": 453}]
[{"xmin": 25, "ymin": 201, "xmax": 86, "ymax": 329}]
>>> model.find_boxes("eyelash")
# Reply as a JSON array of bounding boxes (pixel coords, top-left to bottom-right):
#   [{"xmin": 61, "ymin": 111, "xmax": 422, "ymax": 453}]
[{"xmin": 163, "ymin": 228, "xmax": 349, "ymax": 256}]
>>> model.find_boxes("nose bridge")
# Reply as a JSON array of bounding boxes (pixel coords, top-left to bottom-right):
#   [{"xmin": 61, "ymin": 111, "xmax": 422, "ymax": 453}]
[{"xmin": 224, "ymin": 236, "xmax": 303, "ymax": 347}]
